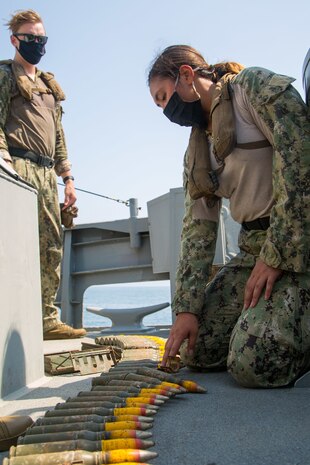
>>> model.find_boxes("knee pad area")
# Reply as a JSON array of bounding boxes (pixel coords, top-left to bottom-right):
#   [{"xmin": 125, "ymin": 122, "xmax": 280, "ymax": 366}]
[{"xmin": 227, "ymin": 330, "xmax": 301, "ymax": 388}]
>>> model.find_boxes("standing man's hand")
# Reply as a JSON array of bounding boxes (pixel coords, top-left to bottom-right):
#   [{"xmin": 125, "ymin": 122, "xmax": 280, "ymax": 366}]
[
  {"xmin": 244, "ymin": 259, "xmax": 283, "ymax": 310},
  {"xmin": 161, "ymin": 313, "xmax": 198, "ymax": 366},
  {"xmin": 62, "ymin": 175, "xmax": 77, "ymax": 209}
]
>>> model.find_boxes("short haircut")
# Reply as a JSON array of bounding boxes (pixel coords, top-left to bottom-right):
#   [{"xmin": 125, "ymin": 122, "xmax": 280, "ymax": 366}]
[{"xmin": 5, "ymin": 9, "xmax": 43, "ymax": 34}]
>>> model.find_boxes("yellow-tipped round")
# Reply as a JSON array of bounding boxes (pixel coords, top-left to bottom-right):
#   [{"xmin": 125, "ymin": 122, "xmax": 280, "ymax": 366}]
[
  {"xmin": 107, "ymin": 430, "xmax": 152, "ymax": 439},
  {"xmin": 124, "ymin": 400, "xmax": 159, "ymax": 410},
  {"xmin": 104, "ymin": 421, "xmax": 151, "ymax": 431},
  {"xmin": 113, "ymin": 415, "xmax": 154, "ymax": 423},
  {"xmin": 181, "ymin": 380, "xmax": 207, "ymax": 393},
  {"xmin": 159, "ymin": 382, "xmax": 187, "ymax": 393},
  {"xmin": 140, "ymin": 388, "xmax": 173, "ymax": 397},
  {"xmin": 105, "ymin": 448, "xmax": 158, "ymax": 463},
  {"xmin": 113, "ymin": 407, "xmax": 156, "ymax": 417},
  {"xmin": 127, "ymin": 396, "xmax": 164, "ymax": 406},
  {"xmin": 101, "ymin": 438, "xmax": 154, "ymax": 451}
]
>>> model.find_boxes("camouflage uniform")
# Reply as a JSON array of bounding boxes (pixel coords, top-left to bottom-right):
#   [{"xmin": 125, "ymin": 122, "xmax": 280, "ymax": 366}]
[
  {"xmin": 173, "ymin": 67, "xmax": 310, "ymax": 387},
  {"xmin": 0, "ymin": 60, "xmax": 71, "ymax": 332}
]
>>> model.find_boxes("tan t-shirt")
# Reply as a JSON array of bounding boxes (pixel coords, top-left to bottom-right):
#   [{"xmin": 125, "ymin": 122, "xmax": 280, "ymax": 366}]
[
  {"xmin": 6, "ymin": 75, "xmax": 57, "ymax": 158},
  {"xmin": 0, "ymin": 62, "xmax": 70, "ymax": 175}
]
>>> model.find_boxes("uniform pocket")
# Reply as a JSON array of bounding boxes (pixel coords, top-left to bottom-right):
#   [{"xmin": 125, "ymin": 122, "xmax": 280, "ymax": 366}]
[{"xmin": 238, "ymin": 308, "xmax": 270, "ymax": 338}]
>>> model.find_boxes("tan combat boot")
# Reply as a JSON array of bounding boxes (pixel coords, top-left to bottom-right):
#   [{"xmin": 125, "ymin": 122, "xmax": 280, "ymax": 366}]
[
  {"xmin": 43, "ymin": 323, "xmax": 86, "ymax": 340},
  {"xmin": 0, "ymin": 416, "xmax": 33, "ymax": 451}
]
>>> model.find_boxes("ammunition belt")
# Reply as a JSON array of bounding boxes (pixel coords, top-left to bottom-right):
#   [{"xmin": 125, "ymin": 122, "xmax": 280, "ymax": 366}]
[
  {"xmin": 242, "ymin": 216, "xmax": 270, "ymax": 231},
  {"xmin": 9, "ymin": 146, "xmax": 54, "ymax": 168}
]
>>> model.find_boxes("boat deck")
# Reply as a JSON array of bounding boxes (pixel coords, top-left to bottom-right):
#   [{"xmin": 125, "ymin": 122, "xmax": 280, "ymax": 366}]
[{"xmin": 1, "ymin": 330, "xmax": 309, "ymax": 465}]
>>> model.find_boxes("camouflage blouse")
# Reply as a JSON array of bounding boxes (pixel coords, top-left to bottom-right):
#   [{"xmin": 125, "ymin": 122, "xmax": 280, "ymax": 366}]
[{"xmin": 173, "ymin": 67, "xmax": 310, "ymax": 315}]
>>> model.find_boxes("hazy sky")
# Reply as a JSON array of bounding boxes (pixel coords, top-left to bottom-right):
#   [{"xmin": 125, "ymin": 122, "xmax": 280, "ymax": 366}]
[{"xmin": 1, "ymin": 0, "xmax": 309, "ymax": 224}]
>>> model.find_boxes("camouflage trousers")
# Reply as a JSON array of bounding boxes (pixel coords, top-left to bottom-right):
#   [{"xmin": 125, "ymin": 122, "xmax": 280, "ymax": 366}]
[
  {"xmin": 12, "ymin": 158, "xmax": 63, "ymax": 332},
  {"xmin": 180, "ymin": 229, "xmax": 310, "ymax": 388}
]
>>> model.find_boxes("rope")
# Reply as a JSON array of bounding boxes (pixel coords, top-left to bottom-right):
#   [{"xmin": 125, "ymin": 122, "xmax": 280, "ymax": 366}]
[{"xmin": 57, "ymin": 183, "xmax": 130, "ymax": 206}]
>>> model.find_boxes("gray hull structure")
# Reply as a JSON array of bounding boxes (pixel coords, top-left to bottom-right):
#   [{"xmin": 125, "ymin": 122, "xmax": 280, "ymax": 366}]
[{"xmin": 57, "ymin": 189, "xmax": 239, "ymax": 331}]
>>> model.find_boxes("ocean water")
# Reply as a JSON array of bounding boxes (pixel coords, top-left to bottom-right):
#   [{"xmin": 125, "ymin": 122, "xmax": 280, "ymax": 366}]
[{"xmin": 82, "ymin": 283, "xmax": 173, "ymax": 328}]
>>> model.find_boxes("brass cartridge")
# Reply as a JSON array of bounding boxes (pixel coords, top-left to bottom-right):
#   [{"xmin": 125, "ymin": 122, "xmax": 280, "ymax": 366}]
[
  {"xmin": 18, "ymin": 429, "xmax": 152, "ymax": 444},
  {"xmin": 45, "ymin": 407, "xmax": 156, "ymax": 418},
  {"xmin": 135, "ymin": 367, "xmax": 207, "ymax": 392},
  {"xmin": 63, "ymin": 398, "xmax": 160, "ymax": 409},
  {"xmin": 4, "ymin": 448, "xmax": 158, "ymax": 464},
  {"xmin": 92, "ymin": 377, "xmax": 181, "ymax": 394},
  {"xmin": 92, "ymin": 379, "xmax": 150, "ymax": 388},
  {"xmin": 27, "ymin": 420, "xmax": 153, "ymax": 436},
  {"xmin": 97, "ymin": 373, "xmax": 160, "ymax": 385},
  {"xmin": 12, "ymin": 438, "xmax": 154, "ymax": 456},
  {"xmin": 76, "ymin": 393, "xmax": 165, "ymax": 405},
  {"xmin": 91, "ymin": 385, "xmax": 141, "ymax": 394},
  {"xmin": 35, "ymin": 415, "xmax": 154, "ymax": 426}
]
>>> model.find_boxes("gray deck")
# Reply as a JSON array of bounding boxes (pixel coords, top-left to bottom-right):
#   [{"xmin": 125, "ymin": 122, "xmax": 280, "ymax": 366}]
[
  {"xmin": 153, "ymin": 369, "xmax": 310, "ymax": 465},
  {"xmin": 1, "ymin": 333, "xmax": 309, "ymax": 465}
]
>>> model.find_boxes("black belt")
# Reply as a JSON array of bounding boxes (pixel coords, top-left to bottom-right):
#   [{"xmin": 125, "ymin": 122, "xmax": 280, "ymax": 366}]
[
  {"xmin": 8, "ymin": 147, "xmax": 54, "ymax": 168},
  {"xmin": 242, "ymin": 216, "xmax": 270, "ymax": 231}
]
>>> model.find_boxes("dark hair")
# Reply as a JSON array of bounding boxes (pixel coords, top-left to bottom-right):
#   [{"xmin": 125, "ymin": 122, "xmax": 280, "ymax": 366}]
[{"xmin": 148, "ymin": 45, "xmax": 244, "ymax": 85}]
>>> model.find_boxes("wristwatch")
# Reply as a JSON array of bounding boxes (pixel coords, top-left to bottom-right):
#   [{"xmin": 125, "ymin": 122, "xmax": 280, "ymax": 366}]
[{"xmin": 63, "ymin": 175, "xmax": 75, "ymax": 184}]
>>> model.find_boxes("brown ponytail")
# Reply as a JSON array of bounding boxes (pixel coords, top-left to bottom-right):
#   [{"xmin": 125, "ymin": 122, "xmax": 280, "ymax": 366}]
[
  {"xmin": 212, "ymin": 62, "xmax": 245, "ymax": 80},
  {"xmin": 148, "ymin": 45, "xmax": 244, "ymax": 85}
]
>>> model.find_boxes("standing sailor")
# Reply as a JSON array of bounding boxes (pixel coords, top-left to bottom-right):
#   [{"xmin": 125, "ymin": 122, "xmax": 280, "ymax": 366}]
[{"xmin": 0, "ymin": 9, "xmax": 86, "ymax": 339}]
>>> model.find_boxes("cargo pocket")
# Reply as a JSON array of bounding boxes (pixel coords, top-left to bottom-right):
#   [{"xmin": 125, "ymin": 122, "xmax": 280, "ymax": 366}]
[{"xmin": 238, "ymin": 307, "xmax": 270, "ymax": 338}]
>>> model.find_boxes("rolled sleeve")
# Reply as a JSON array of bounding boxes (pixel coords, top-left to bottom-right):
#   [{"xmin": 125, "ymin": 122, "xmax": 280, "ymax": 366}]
[{"xmin": 53, "ymin": 104, "xmax": 71, "ymax": 176}]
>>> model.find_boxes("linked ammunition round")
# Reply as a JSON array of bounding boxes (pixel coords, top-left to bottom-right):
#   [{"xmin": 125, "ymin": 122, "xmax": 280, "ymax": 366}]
[
  {"xmin": 91, "ymin": 384, "xmax": 141, "ymax": 394},
  {"xmin": 45, "ymin": 406, "xmax": 156, "ymax": 418},
  {"xmin": 12, "ymin": 438, "xmax": 155, "ymax": 456},
  {"xmin": 77, "ymin": 392, "xmax": 166, "ymax": 404},
  {"xmin": 4, "ymin": 448, "xmax": 158, "ymax": 464},
  {"xmin": 63, "ymin": 397, "xmax": 160, "ymax": 409},
  {"xmin": 18, "ymin": 429, "xmax": 152, "ymax": 444},
  {"xmin": 92, "ymin": 377, "xmax": 181, "ymax": 394},
  {"xmin": 35, "ymin": 415, "xmax": 153, "ymax": 427},
  {"xmin": 25, "ymin": 421, "xmax": 153, "ymax": 436},
  {"xmin": 92, "ymin": 385, "xmax": 172, "ymax": 398}
]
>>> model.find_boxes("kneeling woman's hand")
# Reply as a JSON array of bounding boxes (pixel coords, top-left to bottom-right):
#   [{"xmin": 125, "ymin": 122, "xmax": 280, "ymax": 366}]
[
  {"xmin": 244, "ymin": 259, "xmax": 283, "ymax": 310},
  {"xmin": 161, "ymin": 312, "xmax": 199, "ymax": 366}
]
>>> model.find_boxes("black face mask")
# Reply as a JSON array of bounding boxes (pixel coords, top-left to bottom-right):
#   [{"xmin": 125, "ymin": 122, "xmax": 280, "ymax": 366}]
[
  {"xmin": 17, "ymin": 40, "xmax": 46, "ymax": 65},
  {"xmin": 163, "ymin": 90, "xmax": 207, "ymax": 128}
]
